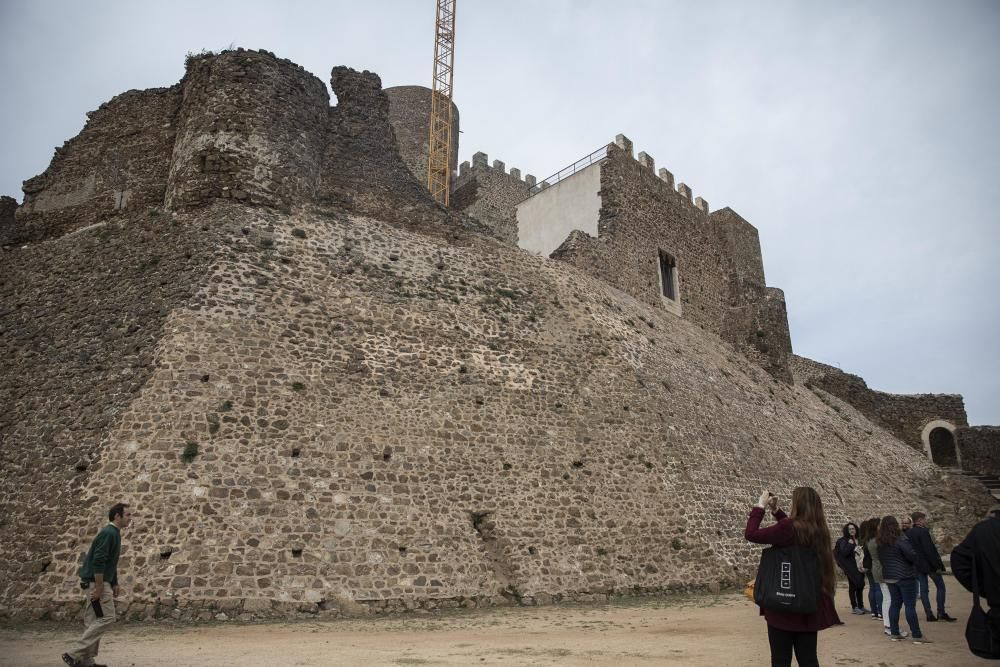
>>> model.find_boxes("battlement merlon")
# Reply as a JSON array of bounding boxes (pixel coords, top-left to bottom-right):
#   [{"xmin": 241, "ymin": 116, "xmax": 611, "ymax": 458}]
[
  {"xmin": 457, "ymin": 151, "xmax": 533, "ymax": 186},
  {"xmin": 614, "ymin": 133, "xmax": 709, "ymax": 211}
]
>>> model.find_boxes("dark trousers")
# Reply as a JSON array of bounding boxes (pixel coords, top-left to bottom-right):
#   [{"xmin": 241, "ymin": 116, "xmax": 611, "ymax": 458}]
[
  {"xmin": 767, "ymin": 624, "xmax": 819, "ymax": 667},
  {"xmin": 848, "ymin": 575, "xmax": 866, "ymax": 609},
  {"xmin": 917, "ymin": 571, "xmax": 946, "ymax": 615},
  {"xmin": 866, "ymin": 571, "xmax": 883, "ymax": 615},
  {"xmin": 887, "ymin": 578, "xmax": 923, "ymax": 638}
]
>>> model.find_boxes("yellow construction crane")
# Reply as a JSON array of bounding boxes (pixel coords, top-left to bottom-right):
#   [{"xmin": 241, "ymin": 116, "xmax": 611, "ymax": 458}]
[{"xmin": 427, "ymin": 0, "xmax": 457, "ymax": 206}]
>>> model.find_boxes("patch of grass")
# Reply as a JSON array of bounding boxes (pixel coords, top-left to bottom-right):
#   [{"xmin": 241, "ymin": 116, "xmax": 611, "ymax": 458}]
[
  {"xmin": 181, "ymin": 442, "xmax": 199, "ymax": 463},
  {"xmin": 292, "ymin": 382, "xmax": 305, "ymax": 392}
]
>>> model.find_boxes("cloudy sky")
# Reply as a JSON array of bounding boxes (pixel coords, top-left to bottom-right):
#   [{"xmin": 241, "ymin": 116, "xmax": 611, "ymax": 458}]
[{"xmin": 2, "ymin": 1, "xmax": 997, "ymax": 423}]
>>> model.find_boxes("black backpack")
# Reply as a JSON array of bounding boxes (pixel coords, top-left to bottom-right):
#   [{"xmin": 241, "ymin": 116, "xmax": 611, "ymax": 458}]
[{"xmin": 754, "ymin": 545, "xmax": 820, "ymax": 614}]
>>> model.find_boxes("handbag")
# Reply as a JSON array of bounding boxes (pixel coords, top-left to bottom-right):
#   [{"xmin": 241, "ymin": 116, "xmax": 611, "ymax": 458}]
[
  {"xmin": 753, "ymin": 545, "xmax": 820, "ymax": 614},
  {"xmin": 967, "ymin": 557, "xmax": 1000, "ymax": 659}
]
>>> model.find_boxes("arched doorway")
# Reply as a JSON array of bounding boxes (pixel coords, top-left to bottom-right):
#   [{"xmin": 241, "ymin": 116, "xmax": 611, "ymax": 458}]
[{"xmin": 920, "ymin": 420, "xmax": 961, "ymax": 467}]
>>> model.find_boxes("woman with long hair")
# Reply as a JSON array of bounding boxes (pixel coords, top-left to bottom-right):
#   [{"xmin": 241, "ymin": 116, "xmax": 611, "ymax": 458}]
[
  {"xmin": 746, "ymin": 487, "xmax": 841, "ymax": 667},
  {"xmin": 858, "ymin": 518, "xmax": 883, "ymax": 621},
  {"xmin": 835, "ymin": 522, "xmax": 868, "ymax": 614},
  {"xmin": 877, "ymin": 515, "xmax": 929, "ymax": 643}
]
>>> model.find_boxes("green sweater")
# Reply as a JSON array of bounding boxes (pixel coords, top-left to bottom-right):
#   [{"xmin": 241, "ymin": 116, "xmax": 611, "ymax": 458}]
[{"xmin": 79, "ymin": 523, "xmax": 121, "ymax": 586}]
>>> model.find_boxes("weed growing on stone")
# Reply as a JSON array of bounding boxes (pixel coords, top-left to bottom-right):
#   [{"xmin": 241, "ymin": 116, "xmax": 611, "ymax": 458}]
[{"xmin": 181, "ymin": 442, "xmax": 199, "ymax": 463}]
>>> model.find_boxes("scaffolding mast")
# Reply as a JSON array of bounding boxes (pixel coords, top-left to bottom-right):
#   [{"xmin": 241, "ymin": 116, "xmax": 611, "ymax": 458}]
[{"xmin": 427, "ymin": 0, "xmax": 457, "ymax": 206}]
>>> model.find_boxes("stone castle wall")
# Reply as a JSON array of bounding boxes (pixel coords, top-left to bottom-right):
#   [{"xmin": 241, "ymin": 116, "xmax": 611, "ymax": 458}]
[
  {"xmin": 548, "ymin": 141, "xmax": 792, "ymax": 381},
  {"xmin": 1, "ymin": 48, "xmax": 992, "ymax": 624},
  {"xmin": 385, "ymin": 86, "xmax": 459, "ymax": 187},
  {"xmin": 0, "ymin": 195, "xmax": 17, "ymax": 246},
  {"xmin": 13, "ymin": 86, "xmax": 181, "ymax": 243},
  {"xmin": 165, "ymin": 49, "xmax": 330, "ymax": 211},
  {"xmin": 451, "ymin": 152, "xmax": 534, "ymax": 246},
  {"xmin": 957, "ymin": 426, "xmax": 1000, "ymax": 476},
  {"xmin": 2, "ymin": 198, "xmax": 990, "ymax": 623},
  {"xmin": 790, "ymin": 355, "xmax": 969, "ymax": 454}
]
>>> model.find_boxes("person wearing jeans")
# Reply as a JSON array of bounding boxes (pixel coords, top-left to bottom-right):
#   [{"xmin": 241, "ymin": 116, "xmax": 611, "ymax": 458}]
[
  {"xmin": 859, "ymin": 518, "xmax": 883, "ymax": 619},
  {"xmin": 877, "ymin": 515, "xmax": 928, "ymax": 643},
  {"xmin": 908, "ymin": 512, "xmax": 957, "ymax": 622}
]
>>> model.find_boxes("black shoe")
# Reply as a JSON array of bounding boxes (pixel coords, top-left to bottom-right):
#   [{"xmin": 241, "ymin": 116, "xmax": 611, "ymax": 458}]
[
  {"xmin": 61, "ymin": 654, "xmax": 81, "ymax": 667},
  {"xmin": 926, "ymin": 612, "xmax": 938, "ymax": 622},
  {"xmin": 939, "ymin": 612, "xmax": 957, "ymax": 622}
]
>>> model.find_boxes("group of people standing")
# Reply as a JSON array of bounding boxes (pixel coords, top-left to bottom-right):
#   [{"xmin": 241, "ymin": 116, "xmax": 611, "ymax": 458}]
[
  {"xmin": 746, "ymin": 487, "xmax": 1000, "ymax": 667},
  {"xmin": 833, "ymin": 512, "xmax": 956, "ymax": 642}
]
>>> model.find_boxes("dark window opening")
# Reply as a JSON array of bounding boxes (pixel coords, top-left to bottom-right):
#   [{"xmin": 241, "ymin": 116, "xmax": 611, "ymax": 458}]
[{"xmin": 658, "ymin": 251, "xmax": 677, "ymax": 300}]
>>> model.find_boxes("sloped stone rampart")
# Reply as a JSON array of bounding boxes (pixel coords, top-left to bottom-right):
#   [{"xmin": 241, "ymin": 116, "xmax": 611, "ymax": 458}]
[
  {"xmin": 1, "ymin": 200, "xmax": 990, "ymax": 623},
  {"xmin": 385, "ymin": 86, "xmax": 459, "ymax": 186},
  {"xmin": 957, "ymin": 426, "xmax": 1000, "ymax": 476},
  {"xmin": 13, "ymin": 86, "xmax": 181, "ymax": 243},
  {"xmin": 0, "ymin": 209, "xmax": 217, "ymax": 609},
  {"xmin": 790, "ymin": 355, "xmax": 969, "ymax": 453}
]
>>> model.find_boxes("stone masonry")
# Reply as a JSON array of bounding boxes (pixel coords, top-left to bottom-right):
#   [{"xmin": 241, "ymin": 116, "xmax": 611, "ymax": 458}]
[
  {"xmin": 957, "ymin": 427, "xmax": 1000, "ymax": 476},
  {"xmin": 385, "ymin": 86, "xmax": 460, "ymax": 187},
  {"xmin": 790, "ymin": 355, "xmax": 970, "ymax": 456},
  {"xmin": 0, "ymin": 49, "xmax": 994, "ymax": 623},
  {"xmin": 546, "ymin": 140, "xmax": 793, "ymax": 382},
  {"xmin": 451, "ymin": 152, "xmax": 534, "ymax": 246}
]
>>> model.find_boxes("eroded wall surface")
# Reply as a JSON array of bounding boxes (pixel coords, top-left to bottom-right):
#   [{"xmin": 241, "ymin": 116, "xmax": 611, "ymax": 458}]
[{"xmin": 790, "ymin": 354, "xmax": 969, "ymax": 454}]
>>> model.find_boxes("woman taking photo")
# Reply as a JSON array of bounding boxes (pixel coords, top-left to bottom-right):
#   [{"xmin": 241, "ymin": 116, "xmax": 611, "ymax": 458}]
[
  {"xmin": 877, "ymin": 515, "xmax": 929, "ymax": 643},
  {"xmin": 745, "ymin": 487, "xmax": 841, "ymax": 667}
]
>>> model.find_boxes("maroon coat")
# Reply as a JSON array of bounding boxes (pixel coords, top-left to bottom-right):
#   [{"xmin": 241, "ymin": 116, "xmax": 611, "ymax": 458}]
[{"xmin": 745, "ymin": 506, "xmax": 842, "ymax": 632}]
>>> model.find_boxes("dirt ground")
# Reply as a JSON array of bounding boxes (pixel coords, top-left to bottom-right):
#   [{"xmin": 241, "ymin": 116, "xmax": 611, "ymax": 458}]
[{"xmin": 0, "ymin": 578, "xmax": 983, "ymax": 666}]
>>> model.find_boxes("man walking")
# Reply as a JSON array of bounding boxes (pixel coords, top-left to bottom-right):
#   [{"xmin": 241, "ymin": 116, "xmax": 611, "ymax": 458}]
[
  {"xmin": 62, "ymin": 502, "xmax": 132, "ymax": 667},
  {"xmin": 908, "ymin": 511, "xmax": 956, "ymax": 622}
]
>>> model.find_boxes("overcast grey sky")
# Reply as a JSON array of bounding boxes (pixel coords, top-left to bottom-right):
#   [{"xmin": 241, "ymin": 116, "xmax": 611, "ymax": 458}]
[{"xmin": 2, "ymin": 1, "xmax": 997, "ymax": 424}]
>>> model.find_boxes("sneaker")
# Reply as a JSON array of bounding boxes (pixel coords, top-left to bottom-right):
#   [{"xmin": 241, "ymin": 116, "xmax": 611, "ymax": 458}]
[
  {"xmin": 852, "ymin": 608, "xmax": 865, "ymax": 615},
  {"xmin": 884, "ymin": 628, "xmax": 907, "ymax": 638},
  {"xmin": 912, "ymin": 636, "xmax": 933, "ymax": 644},
  {"xmin": 61, "ymin": 655, "xmax": 80, "ymax": 667},
  {"xmin": 939, "ymin": 612, "xmax": 957, "ymax": 622},
  {"xmin": 889, "ymin": 634, "xmax": 906, "ymax": 641},
  {"xmin": 926, "ymin": 612, "xmax": 938, "ymax": 622},
  {"xmin": 871, "ymin": 613, "xmax": 879, "ymax": 619}
]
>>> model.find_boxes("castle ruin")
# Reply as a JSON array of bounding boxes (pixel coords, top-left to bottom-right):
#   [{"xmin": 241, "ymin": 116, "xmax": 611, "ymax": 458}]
[{"xmin": 0, "ymin": 48, "xmax": 996, "ymax": 622}]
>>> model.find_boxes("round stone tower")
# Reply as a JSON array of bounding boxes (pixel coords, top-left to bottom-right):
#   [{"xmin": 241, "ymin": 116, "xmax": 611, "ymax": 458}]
[
  {"xmin": 384, "ymin": 86, "xmax": 460, "ymax": 189},
  {"xmin": 166, "ymin": 49, "xmax": 330, "ymax": 211}
]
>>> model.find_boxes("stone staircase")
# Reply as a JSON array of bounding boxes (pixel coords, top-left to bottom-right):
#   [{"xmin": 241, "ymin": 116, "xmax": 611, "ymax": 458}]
[{"xmin": 947, "ymin": 466, "xmax": 1000, "ymax": 502}]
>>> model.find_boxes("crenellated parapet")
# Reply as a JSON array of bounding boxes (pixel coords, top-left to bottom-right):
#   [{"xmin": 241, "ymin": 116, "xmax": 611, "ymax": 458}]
[
  {"xmin": 451, "ymin": 151, "xmax": 536, "ymax": 245},
  {"xmin": 523, "ymin": 134, "xmax": 792, "ymax": 380}
]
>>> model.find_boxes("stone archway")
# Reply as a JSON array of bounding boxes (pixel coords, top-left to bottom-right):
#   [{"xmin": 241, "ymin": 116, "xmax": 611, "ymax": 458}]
[{"xmin": 920, "ymin": 420, "xmax": 961, "ymax": 467}]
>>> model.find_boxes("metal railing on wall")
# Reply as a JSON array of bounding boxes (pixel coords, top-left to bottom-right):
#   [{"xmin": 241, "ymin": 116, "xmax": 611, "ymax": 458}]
[{"xmin": 521, "ymin": 143, "xmax": 610, "ymax": 202}]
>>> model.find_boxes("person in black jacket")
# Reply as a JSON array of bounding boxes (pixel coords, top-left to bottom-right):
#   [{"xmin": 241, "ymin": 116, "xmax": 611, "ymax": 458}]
[
  {"xmin": 908, "ymin": 512, "xmax": 956, "ymax": 622},
  {"xmin": 835, "ymin": 522, "xmax": 867, "ymax": 614},
  {"xmin": 878, "ymin": 515, "xmax": 929, "ymax": 643},
  {"xmin": 950, "ymin": 510, "xmax": 1000, "ymax": 655}
]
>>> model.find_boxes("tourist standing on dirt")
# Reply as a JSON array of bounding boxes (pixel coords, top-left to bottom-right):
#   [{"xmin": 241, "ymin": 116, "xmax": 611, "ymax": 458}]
[
  {"xmin": 908, "ymin": 512, "xmax": 957, "ymax": 622},
  {"xmin": 877, "ymin": 515, "xmax": 930, "ymax": 643},
  {"xmin": 63, "ymin": 502, "xmax": 133, "ymax": 667},
  {"xmin": 745, "ymin": 487, "xmax": 841, "ymax": 667},
  {"xmin": 857, "ymin": 518, "xmax": 883, "ymax": 621},
  {"xmin": 835, "ymin": 522, "xmax": 868, "ymax": 614}
]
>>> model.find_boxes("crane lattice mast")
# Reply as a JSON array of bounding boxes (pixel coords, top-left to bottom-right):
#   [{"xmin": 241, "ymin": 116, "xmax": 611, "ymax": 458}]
[{"xmin": 427, "ymin": 0, "xmax": 457, "ymax": 206}]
